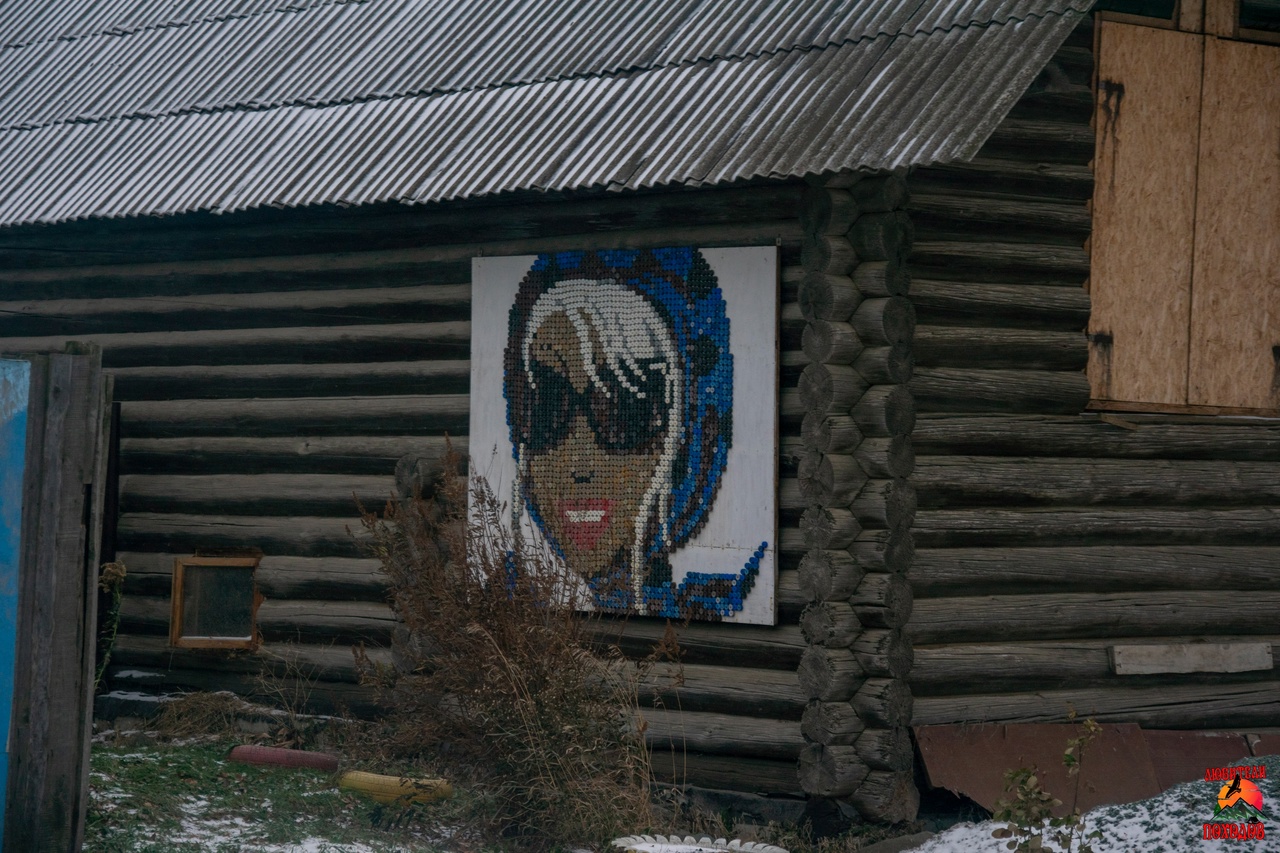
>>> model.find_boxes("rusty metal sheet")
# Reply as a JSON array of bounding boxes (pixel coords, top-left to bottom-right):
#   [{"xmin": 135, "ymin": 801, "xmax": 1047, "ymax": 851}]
[
  {"xmin": 1249, "ymin": 731, "xmax": 1280, "ymax": 758},
  {"xmin": 1141, "ymin": 730, "xmax": 1253, "ymax": 790},
  {"xmin": 915, "ymin": 724, "xmax": 1163, "ymax": 816}
]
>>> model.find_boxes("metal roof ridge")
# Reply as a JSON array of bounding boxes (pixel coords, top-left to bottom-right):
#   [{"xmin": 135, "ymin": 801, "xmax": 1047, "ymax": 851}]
[{"xmin": 0, "ymin": 4, "xmax": 1089, "ymax": 138}]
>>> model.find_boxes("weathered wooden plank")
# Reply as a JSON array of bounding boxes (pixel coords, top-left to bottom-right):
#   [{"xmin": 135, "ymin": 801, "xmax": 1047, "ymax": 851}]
[
  {"xmin": 910, "ymin": 638, "xmax": 1280, "ymax": 693},
  {"xmin": 1, "ymin": 321, "xmax": 471, "ymax": 368},
  {"xmin": 1110, "ymin": 643, "xmax": 1274, "ymax": 676},
  {"xmin": 910, "ymin": 242, "xmax": 1088, "ymax": 284},
  {"xmin": 912, "ymin": 414, "xmax": 1280, "ymax": 460},
  {"xmin": 640, "ymin": 663, "xmax": 806, "ymax": 720},
  {"xmin": 914, "ymin": 327, "xmax": 1086, "ymax": 371},
  {"xmin": 118, "ymin": 473, "xmax": 397, "ymax": 516},
  {"xmin": 119, "ymin": 394, "xmax": 470, "ymax": 438},
  {"xmin": 911, "ymin": 546, "xmax": 1280, "ymax": 596},
  {"xmin": 910, "ymin": 193, "xmax": 1090, "ymax": 240},
  {"xmin": 907, "ymin": 591, "xmax": 1280, "ymax": 644},
  {"xmin": 909, "ymin": 368, "xmax": 1090, "ymax": 414},
  {"xmin": 913, "ymin": 458, "xmax": 1280, "ymax": 508},
  {"xmin": 979, "ymin": 118, "xmax": 1095, "ymax": 164},
  {"xmin": 910, "ymin": 280, "xmax": 1090, "ymax": 329},
  {"xmin": 642, "ymin": 708, "xmax": 803, "ymax": 761},
  {"xmin": 111, "ymin": 359, "xmax": 471, "ymax": 401},
  {"xmin": 0, "ymin": 284, "xmax": 472, "ymax": 337},
  {"xmin": 913, "ymin": 507, "xmax": 1280, "ymax": 548},
  {"xmin": 116, "ymin": 512, "xmax": 370, "ymax": 557},
  {"xmin": 596, "ymin": 620, "xmax": 806, "ymax": 670},
  {"xmin": 116, "ymin": 551, "xmax": 388, "ymax": 600},
  {"xmin": 119, "ymin": 594, "xmax": 396, "ymax": 644},
  {"xmin": 908, "ymin": 158, "xmax": 1093, "ymax": 206},
  {"xmin": 911, "ymin": 681, "xmax": 1280, "ymax": 728},
  {"xmin": 104, "ymin": 665, "xmax": 381, "ymax": 717},
  {"xmin": 649, "ymin": 750, "xmax": 801, "ymax": 794},
  {"xmin": 109, "ymin": 634, "xmax": 393, "ymax": 684},
  {"xmin": 120, "ymin": 434, "xmax": 467, "ymax": 475}
]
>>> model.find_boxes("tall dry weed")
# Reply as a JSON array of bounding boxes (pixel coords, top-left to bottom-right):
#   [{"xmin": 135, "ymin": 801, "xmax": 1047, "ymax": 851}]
[{"xmin": 357, "ymin": 448, "xmax": 656, "ymax": 848}]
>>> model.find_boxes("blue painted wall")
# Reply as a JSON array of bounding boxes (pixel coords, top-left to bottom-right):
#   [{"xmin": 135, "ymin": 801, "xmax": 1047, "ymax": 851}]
[{"xmin": 0, "ymin": 359, "xmax": 30, "ymax": 840}]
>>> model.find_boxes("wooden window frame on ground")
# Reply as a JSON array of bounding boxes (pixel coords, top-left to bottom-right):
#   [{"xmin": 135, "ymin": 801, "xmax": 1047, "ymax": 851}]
[{"xmin": 169, "ymin": 555, "xmax": 263, "ymax": 650}]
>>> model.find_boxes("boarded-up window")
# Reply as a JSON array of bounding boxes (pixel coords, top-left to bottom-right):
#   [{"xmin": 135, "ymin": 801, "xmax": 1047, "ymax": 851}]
[{"xmin": 1089, "ymin": 19, "xmax": 1280, "ymax": 412}]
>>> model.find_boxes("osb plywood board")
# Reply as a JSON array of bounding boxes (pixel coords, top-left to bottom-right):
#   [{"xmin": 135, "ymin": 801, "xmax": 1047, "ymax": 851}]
[
  {"xmin": 1089, "ymin": 22, "xmax": 1203, "ymax": 406},
  {"xmin": 1188, "ymin": 38, "xmax": 1280, "ymax": 409}
]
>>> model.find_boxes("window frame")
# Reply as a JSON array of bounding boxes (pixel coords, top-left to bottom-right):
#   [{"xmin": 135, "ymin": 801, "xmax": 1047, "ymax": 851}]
[{"xmin": 169, "ymin": 555, "xmax": 262, "ymax": 650}]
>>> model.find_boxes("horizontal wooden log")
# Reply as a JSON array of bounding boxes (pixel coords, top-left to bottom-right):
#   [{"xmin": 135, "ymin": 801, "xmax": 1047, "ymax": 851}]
[
  {"xmin": 911, "ymin": 414, "xmax": 1280, "ymax": 459},
  {"xmin": 910, "ymin": 280, "xmax": 1089, "ymax": 329},
  {"xmin": 640, "ymin": 663, "xmax": 806, "ymax": 719},
  {"xmin": 852, "ymin": 630, "xmax": 913, "ymax": 680},
  {"xmin": 911, "ymin": 546, "xmax": 1280, "ymax": 596},
  {"xmin": 649, "ymin": 750, "xmax": 801, "ymax": 794},
  {"xmin": 801, "ymin": 506, "xmax": 861, "ymax": 551},
  {"xmin": 909, "ymin": 591, "xmax": 1280, "ymax": 645},
  {"xmin": 913, "ymin": 507, "xmax": 1280, "ymax": 549},
  {"xmin": 849, "ymin": 529, "xmax": 914, "ymax": 574},
  {"xmin": 798, "ymin": 549, "xmax": 865, "ymax": 603},
  {"xmin": 851, "ymin": 678, "xmax": 913, "ymax": 728},
  {"xmin": 120, "ymin": 434, "xmax": 467, "ymax": 475},
  {"xmin": 913, "ymin": 458, "xmax": 1280, "ymax": 509},
  {"xmin": 910, "ymin": 193, "xmax": 1090, "ymax": 242},
  {"xmin": 0, "ymin": 283, "xmax": 474, "ymax": 338},
  {"xmin": 910, "ymin": 368, "xmax": 1090, "ymax": 414},
  {"xmin": 910, "ymin": 241, "xmax": 1089, "ymax": 283},
  {"xmin": 852, "ymin": 260, "xmax": 910, "ymax": 298},
  {"xmin": 118, "ymin": 473, "xmax": 395, "ymax": 516},
  {"xmin": 780, "ymin": 302, "xmax": 806, "ymax": 350},
  {"xmin": 0, "ymin": 183, "xmax": 804, "ymax": 272},
  {"xmin": 801, "ymin": 188, "xmax": 858, "ymax": 235},
  {"xmin": 798, "ymin": 744, "xmax": 870, "ymax": 797},
  {"xmin": 798, "ymin": 273, "xmax": 860, "ymax": 322},
  {"xmin": 981, "ymin": 118, "xmax": 1095, "ymax": 163},
  {"xmin": 801, "ymin": 700, "xmax": 866, "ymax": 746},
  {"xmin": 117, "ymin": 512, "xmax": 370, "ymax": 557},
  {"xmin": 850, "ymin": 574, "xmax": 913, "ymax": 630},
  {"xmin": 119, "ymin": 594, "xmax": 396, "ymax": 644},
  {"xmin": 910, "ymin": 681, "xmax": 1280, "ymax": 729},
  {"xmin": 642, "ymin": 708, "xmax": 803, "ymax": 761},
  {"xmin": 799, "ymin": 452, "xmax": 870, "ymax": 507},
  {"xmin": 801, "ymin": 236, "xmax": 857, "ymax": 275},
  {"xmin": 120, "ymin": 394, "xmax": 470, "ymax": 438},
  {"xmin": 850, "ymin": 480, "xmax": 916, "ymax": 531},
  {"xmin": 799, "ymin": 363, "xmax": 869, "ymax": 414},
  {"xmin": 910, "ymin": 637, "xmax": 1280, "ymax": 694},
  {"xmin": 109, "ymin": 634, "xmax": 391, "ymax": 684},
  {"xmin": 801, "ymin": 413, "xmax": 863, "ymax": 455},
  {"xmin": 851, "ymin": 298, "xmax": 915, "ymax": 347},
  {"xmin": 849, "ymin": 175, "xmax": 909, "ymax": 214},
  {"xmin": 111, "ymin": 359, "xmax": 471, "ymax": 401},
  {"xmin": 908, "ymin": 157, "xmax": 1093, "ymax": 212},
  {"xmin": 1, "ymin": 321, "xmax": 471, "ymax": 368},
  {"xmin": 848, "ymin": 211, "xmax": 913, "ymax": 262},
  {"xmin": 798, "ymin": 647, "xmax": 865, "ymax": 702},
  {"xmin": 593, "ymin": 620, "xmax": 806, "ymax": 670},
  {"xmin": 849, "ymin": 769, "xmax": 920, "ymax": 823},
  {"xmin": 802, "ymin": 320, "xmax": 863, "ymax": 365},
  {"xmin": 851, "ymin": 385, "xmax": 915, "ymax": 437},
  {"xmin": 800, "ymin": 601, "xmax": 861, "ymax": 647},
  {"xmin": 853, "ymin": 346, "xmax": 913, "ymax": 385},
  {"xmin": 914, "ymin": 326, "xmax": 1086, "ymax": 371},
  {"xmin": 854, "ymin": 727, "xmax": 914, "ymax": 772},
  {"xmin": 855, "ymin": 436, "xmax": 914, "ymax": 479},
  {"xmin": 104, "ymin": 665, "xmax": 381, "ymax": 717},
  {"xmin": 117, "ymin": 551, "xmax": 388, "ymax": 601}
]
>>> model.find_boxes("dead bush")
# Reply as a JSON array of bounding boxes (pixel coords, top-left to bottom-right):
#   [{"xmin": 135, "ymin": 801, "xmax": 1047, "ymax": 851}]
[{"xmin": 357, "ymin": 447, "xmax": 657, "ymax": 848}]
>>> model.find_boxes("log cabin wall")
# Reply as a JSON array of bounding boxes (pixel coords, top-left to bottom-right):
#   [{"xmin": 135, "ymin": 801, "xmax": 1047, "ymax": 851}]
[
  {"xmin": 0, "ymin": 183, "xmax": 815, "ymax": 794},
  {"xmin": 904, "ymin": 16, "xmax": 1280, "ymax": 734}
]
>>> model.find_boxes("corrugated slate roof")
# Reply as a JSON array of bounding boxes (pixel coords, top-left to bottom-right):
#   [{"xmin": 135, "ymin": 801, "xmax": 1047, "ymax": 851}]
[{"xmin": 0, "ymin": 0, "xmax": 1092, "ymax": 225}]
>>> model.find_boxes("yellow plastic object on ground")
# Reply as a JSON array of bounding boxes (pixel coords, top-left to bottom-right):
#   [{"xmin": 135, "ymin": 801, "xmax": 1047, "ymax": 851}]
[{"xmin": 337, "ymin": 770, "xmax": 453, "ymax": 805}]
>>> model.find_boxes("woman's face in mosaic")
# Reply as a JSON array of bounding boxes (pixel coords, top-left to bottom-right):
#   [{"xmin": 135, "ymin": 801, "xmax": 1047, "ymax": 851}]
[{"xmin": 523, "ymin": 310, "xmax": 670, "ymax": 581}]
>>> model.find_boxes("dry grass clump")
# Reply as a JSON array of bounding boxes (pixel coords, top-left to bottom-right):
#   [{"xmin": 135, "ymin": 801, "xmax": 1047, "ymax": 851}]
[
  {"xmin": 154, "ymin": 690, "xmax": 247, "ymax": 739},
  {"xmin": 357, "ymin": 448, "xmax": 657, "ymax": 848}
]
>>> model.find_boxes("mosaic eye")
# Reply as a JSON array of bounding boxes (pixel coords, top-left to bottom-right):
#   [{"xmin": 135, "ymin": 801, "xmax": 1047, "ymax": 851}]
[
  {"xmin": 525, "ymin": 361, "xmax": 573, "ymax": 453},
  {"xmin": 590, "ymin": 370, "xmax": 666, "ymax": 453}
]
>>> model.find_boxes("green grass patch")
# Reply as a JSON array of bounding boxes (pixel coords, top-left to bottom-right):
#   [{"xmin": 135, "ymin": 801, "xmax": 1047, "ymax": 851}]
[{"xmin": 85, "ymin": 736, "xmax": 471, "ymax": 853}]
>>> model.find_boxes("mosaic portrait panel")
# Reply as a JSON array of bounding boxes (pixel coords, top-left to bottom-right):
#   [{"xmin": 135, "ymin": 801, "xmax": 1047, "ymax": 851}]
[{"xmin": 470, "ymin": 247, "xmax": 778, "ymax": 625}]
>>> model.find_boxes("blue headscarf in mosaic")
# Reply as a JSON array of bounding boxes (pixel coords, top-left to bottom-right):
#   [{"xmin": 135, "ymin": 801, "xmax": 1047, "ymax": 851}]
[{"xmin": 504, "ymin": 248, "xmax": 764, "ymax": 621}]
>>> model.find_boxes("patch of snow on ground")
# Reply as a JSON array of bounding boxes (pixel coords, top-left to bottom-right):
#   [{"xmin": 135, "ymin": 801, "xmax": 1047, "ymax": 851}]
[{"xmin": 916, "ymin": 754, "xmax": 1280, "ymax": 853}]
